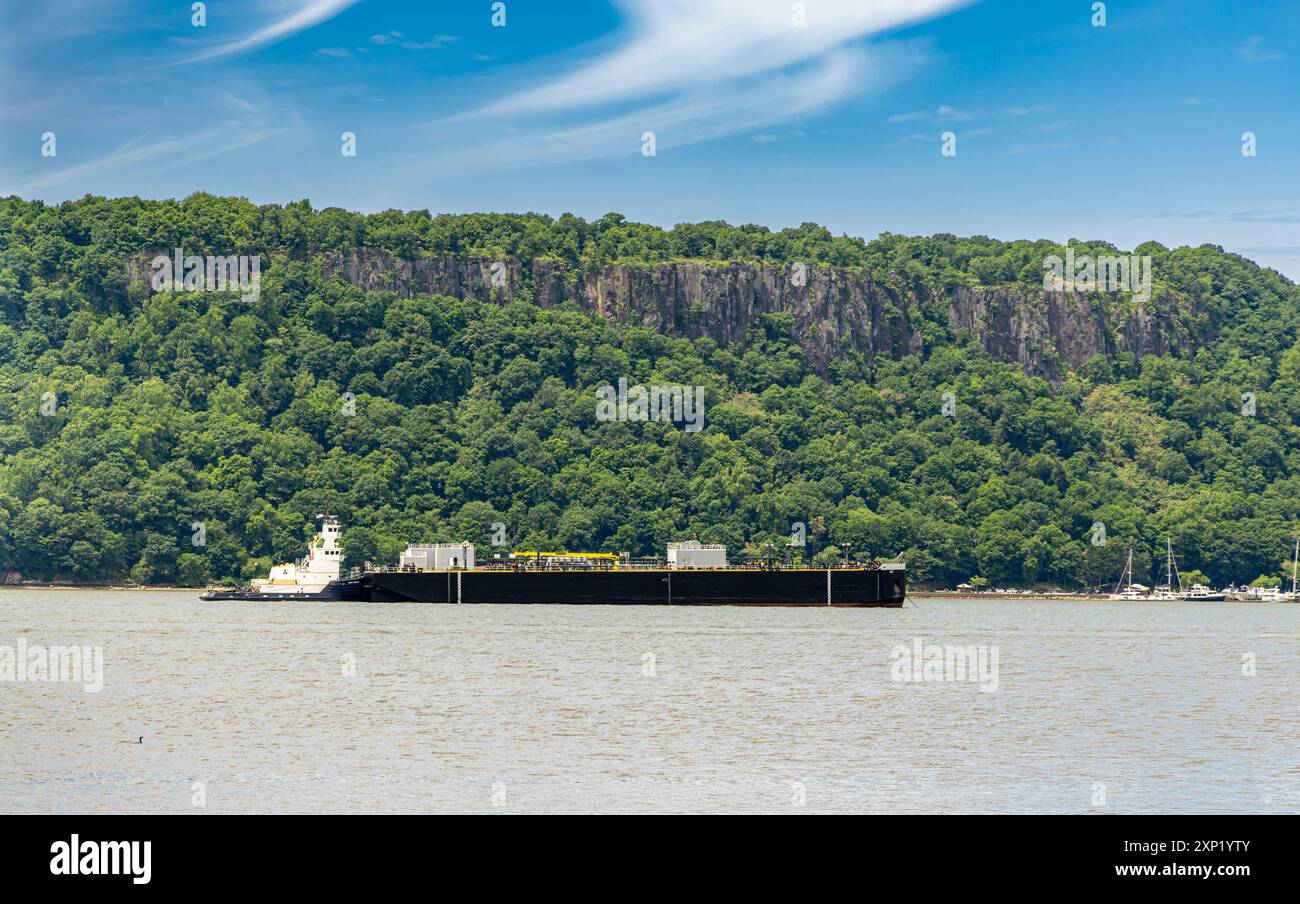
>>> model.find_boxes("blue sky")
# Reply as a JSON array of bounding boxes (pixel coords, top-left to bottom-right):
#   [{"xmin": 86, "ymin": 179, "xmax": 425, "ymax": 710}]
[{"xmin": 2, "ymin": 0, "xmax": 1298, "ymax": 277}]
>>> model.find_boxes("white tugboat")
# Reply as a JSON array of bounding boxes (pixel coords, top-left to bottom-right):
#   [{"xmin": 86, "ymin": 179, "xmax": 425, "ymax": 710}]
[{"xmin": 201, "ymin": 516, "xmax": 344, "ymax": 600}]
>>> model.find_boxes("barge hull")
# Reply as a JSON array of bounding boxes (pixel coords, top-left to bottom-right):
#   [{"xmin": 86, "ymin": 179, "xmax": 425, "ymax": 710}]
[{"xmin": 333, "ymin": 568, "xmax": 905, "ymax": 607}]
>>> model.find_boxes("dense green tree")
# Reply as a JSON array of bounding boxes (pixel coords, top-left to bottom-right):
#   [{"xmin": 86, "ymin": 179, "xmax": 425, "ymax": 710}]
[{"xmin": 1, "ymin": 195, "xmax": 1298, "ymax": 588}]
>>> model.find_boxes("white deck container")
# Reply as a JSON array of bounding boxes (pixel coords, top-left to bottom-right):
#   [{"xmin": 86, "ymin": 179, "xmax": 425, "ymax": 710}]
[
  {"xmin": 667, "ymin": 541, "xmax": 727, "ymax": 569},
  {"xmin": 400, "ymin": 543, "xmax": 475, "ymax": 570}
]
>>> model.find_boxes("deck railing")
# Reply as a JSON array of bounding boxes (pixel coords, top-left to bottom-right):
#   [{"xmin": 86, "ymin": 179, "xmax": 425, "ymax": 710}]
[{"xmin": 346, "ymin": 560, "xmax": 899, "ymax": 577}]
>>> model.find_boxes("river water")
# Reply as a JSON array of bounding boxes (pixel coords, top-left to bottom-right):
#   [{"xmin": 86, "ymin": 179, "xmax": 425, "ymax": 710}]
[{"xmin": 1, "ymin": 590, "xmax": 1296, "ymax": 814}]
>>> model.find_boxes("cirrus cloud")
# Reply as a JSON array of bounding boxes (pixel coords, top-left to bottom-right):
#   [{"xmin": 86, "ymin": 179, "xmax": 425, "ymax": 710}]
[
  {"xmin": 438, "ymin": 0, "xmax": 971, "ymax": 173},
  {"xmin": 181, "ymin": 0, "xmax": 363, "ymax": 63}
]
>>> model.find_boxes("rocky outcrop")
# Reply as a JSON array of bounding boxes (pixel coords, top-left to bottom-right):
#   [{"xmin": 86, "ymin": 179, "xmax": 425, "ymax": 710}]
[
  {"xmin": 944, "ymin": 285, "xmax": 1200, "ymax": 381},
  {"xmin": 146, "ymin": 248, "xmax": 1206, "ymax": 382}
]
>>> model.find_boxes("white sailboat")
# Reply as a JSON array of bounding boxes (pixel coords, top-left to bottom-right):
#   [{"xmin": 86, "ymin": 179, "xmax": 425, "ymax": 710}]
[
  {"xmin": 1261, "ymin": 540, "xmax": 1300, "ymax": 602},
  {"xmin": 1139, "ymin": 538, "xmax": 1225, "ymax": 601},
  {"xmin": 1149, "ymin": 538, "xmax": 1181, "ymax": 600},
  {"xmin": 1108, "ymin": 548, "xmax": 1149, "ymax": 600}
]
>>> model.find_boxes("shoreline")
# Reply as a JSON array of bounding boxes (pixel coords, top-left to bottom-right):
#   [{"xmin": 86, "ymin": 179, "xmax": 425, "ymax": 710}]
[
  {"xmin": 918, "ymin": 591, "xmax": 1109, "ymax": 601},
  {"xmin": 0, "ymin": 584, "xmax": 203, "ymax": 592}
]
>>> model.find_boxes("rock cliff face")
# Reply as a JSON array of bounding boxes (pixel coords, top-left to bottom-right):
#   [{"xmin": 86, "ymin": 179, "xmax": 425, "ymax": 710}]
[
  {"xmin": 943, "ymin": 285, "xmax": 1201, "ymax": 381},
  {"xmin": 175, "ymin": 249, "xmax": 1211, "ymax": 382}
]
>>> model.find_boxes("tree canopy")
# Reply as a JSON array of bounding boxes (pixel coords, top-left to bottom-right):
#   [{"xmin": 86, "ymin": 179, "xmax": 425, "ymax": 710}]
[{"xmin": 2, "ymin": 194, "xmax": 1299, "ymax": 589}]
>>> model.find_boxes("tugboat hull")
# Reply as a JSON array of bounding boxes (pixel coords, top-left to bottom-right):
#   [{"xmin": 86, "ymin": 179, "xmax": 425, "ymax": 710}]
[{"xmin": 199, "ymin": 588, "xmax": 341, "ymax": 602}]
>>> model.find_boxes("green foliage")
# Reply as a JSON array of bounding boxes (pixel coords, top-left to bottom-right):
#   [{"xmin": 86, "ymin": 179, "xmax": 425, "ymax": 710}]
[{"xmin": 2, "ymin": 195, "xmax": 1299, "ymax": 589}]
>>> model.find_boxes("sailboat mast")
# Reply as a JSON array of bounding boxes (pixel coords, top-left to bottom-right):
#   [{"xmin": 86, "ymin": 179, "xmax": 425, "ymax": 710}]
[
  {"xmin": 1114, "ymin": 547, "xmax": 1133, "ymax": 595},
  {"xmin": 1169, "ymin": 538, "xmax": 1182, "ymax": 592},
  {"xmin": 1291, "ymin": 539, "xmax": 1298, "ymax": 595}
]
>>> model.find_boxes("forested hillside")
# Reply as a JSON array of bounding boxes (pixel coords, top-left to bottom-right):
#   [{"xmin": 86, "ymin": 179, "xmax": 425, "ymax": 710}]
[{"xmin": 2, "ymin": 194, "xmax": 1300, "ymax": 589}]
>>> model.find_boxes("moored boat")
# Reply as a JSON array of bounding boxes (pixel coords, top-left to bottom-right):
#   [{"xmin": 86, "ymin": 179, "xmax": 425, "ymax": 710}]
[
  {"xmin": 1241, "ymin": 540, "xmax": 1300, "ymax": 602},
  {"xmin": 1108, "ymin": 548, "xmax": 1150, "ymax": 600},
  {"xmin": 1178, "ymin": 583, "xmax": 1227, "ymax": 602}
]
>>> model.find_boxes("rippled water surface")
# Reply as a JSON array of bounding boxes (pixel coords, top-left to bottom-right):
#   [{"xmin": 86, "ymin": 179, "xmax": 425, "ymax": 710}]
[{"xmin": 2, "ymin": 590, "xmax": 1296, "ymax": 813}]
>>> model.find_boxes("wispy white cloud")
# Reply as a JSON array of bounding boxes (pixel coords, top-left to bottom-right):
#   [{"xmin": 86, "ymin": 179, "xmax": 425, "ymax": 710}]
[
  {"xmin": 436, "ymin": 44, "xmax": 929, "ymax": 175},
  {"xmin": 366, "ymin": 30, "xmax": 457, "ymax": 50},
  {"xmin": 889, "ymin": 105, "xmax": 976, "ymax": 124},
  {"xmin": 181, "ymin": 0, "xmax": 361, "ymax": 63},
  {"xmin": 17, "ymin": 94, "xmax": 289, "ymax": 192},
  {"xmin": 399, "ymin": 36, "xmax": 458, "ymax": 51},
  {"xmin": 889, "ymin": 103, "xmax": 1054, "ymax": 124},
  {"xmin": 480, "ymin": 0, "xmax": 968, "ymax": 119},
  {"xmin": 370, "ymin": 32, "xmax": 459, "ymax": 51},
  {"xmin": 438, "ymin": 0, "xmax": 969, "ymax": 173},
  {"xmin": 0, "ymin": 0, "xmax": 131, "ymax": 46},
  {"xmin": 887, "ymin": 110, "xmax": 930, "ymax": 123},
  {"xmin": 19, "ymin": 125, "xmax": 285, "ymax": 191},
  {"xmin": 1237, "ymin": 35, "xmax": 1287, "ymax": 63},
  {"xmin": 1002, "ymin": 104, "xmax": 1055, "ymax": 117},
  {"xmin": 891, "ymin": 125, "xmax": 994, "ymax": 147}
]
